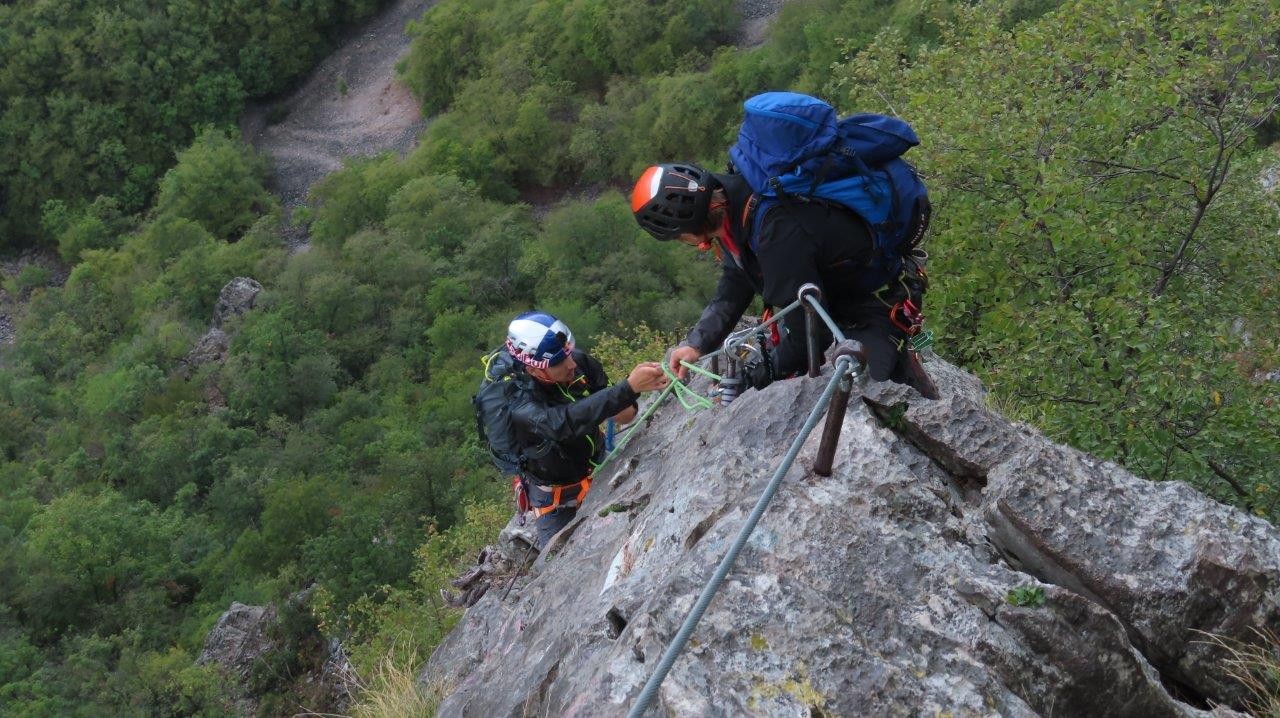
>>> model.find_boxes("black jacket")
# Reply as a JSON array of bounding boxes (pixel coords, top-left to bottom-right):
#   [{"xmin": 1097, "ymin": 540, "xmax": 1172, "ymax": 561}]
[
  {"xmin": 685, "ymin": 172, "xmax": 884, "ymax": 379},
  {"xmin": 508, "ymin": 349, "xmax": 638, "ymax": 485}
]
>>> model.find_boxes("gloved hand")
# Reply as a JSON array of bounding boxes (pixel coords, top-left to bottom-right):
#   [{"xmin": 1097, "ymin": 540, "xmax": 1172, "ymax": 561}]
[
  {"xmin": 742, "ymin": 345, "xmax": 776, "ymax": 390},
  {"xmin": 743, "ymin": 359, "xmax": 773, "ymax": 390}
]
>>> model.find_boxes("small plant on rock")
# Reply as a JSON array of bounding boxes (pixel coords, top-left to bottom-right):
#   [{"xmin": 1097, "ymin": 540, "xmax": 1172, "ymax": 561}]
[{"xmin": 1006, "ymin": 585, "xmax": 1046, "ymax": 608}]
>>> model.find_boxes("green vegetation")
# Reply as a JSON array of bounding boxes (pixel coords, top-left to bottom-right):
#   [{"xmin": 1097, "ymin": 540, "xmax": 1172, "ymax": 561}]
[
  {"xmin": 0, "ymin": 0, "xmax": 385, "ymax": 248},
  {"xmin": 349, "ymin": 652, "xmax": 447, "ymax": 718},
  {"xmin": 831, "ymin": 0, "xmax": 1279, "ymax": 516},
  {"xmin": 3, "ymin": 0, "xmax": 1277, "ymax": 712},
  {"xmin": 0, "ymin": 84, "xmax": 714, "ymax": 715},
  {"xmin": 395, "ymin": 0, "xmax": 982, "ymax": 200},
  {"xmin": 1007, "ymin": 585, "xmax": 1047, "ymax": 608}
]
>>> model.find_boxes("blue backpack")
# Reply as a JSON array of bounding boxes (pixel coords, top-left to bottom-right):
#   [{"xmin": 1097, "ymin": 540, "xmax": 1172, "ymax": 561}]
[{"xmin": 729, "ymin": 91, "xmax": 931, "ymax": 287}]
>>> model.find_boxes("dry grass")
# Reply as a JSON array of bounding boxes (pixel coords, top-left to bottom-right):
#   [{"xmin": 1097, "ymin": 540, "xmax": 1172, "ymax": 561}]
[
  {"xmin": 346, "ymin": 649, "xmax": 448, "ymax": 718},
  {"xmin": 1201, "ymin": 629, "xmax": 1280, "ymax": 717}
]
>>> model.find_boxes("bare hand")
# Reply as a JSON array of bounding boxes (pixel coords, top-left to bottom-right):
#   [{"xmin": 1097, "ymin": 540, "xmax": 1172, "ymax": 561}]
[
  {"xmin": 626, "ymin": 362, "xmax": 669, "ymax": 393},
  {"xmin": 667, "ymin": 345, "xmax": 702, "ymax": 380}
]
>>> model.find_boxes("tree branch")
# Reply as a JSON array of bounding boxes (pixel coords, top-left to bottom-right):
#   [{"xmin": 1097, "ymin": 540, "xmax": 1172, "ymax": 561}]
[
  {"xmin": 1015, "ymin": 390, "xmax": 1100, "ymax": 406},
  {"xmin": 1078, "ymin": 158, "xmax": 1190, "ymax": 186},
  {"xmin": 1171, "ymin": 436, "xmax": 1252, "ymax": 506}
]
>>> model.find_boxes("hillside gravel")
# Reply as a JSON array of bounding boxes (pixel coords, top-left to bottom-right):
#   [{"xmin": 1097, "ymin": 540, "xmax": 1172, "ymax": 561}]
[{"xmin": 240, "ymin": 0, "xmax": 433, "ymax": 247}]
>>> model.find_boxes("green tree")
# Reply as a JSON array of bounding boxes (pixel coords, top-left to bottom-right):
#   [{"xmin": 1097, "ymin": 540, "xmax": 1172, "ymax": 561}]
[
  {"xmin": 830, "ymin": 0, "xmax": 1280, "ymax": 516},
  {"xmin": 153, "ymin": 128, "xmax": 277, "ymax": 240},
  {"xmin": 0, "ymin": 0, "xmax": 380, "ymax": 247},
  {"xmin": 41, "ymin": 196, "xmax": 132, "ymax": 264},
  {"xmin": 17, "ymin": 489, "xmax": 183, "ymax": 641}
]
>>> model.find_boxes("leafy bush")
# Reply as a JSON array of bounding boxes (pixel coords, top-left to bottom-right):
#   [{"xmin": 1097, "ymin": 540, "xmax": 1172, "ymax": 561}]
[
  {"xmin": 829, "ymin": 0, "xmax": 1280, "ymax": 516},
  {"xmin": 0, "ymin": 0, "xmax": 382, "ymax": 247},
  {"xmin": 321, "ymin": 500, "xmax": 509, "ymax": 678},
  {"xmin": 154, "ymin": 128, "xmax": 278, "ymax": 241}
]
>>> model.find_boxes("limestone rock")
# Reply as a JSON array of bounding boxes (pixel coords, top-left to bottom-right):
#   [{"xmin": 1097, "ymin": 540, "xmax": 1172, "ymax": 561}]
[
  {"xmin": 422, "ymin": 353, "xmax": 1277, "ymax": 716},
  {"xmin": 178, "ymin": 277, "xmax": 262, "ymax": 379},
  {"xmin": 213, "ymin": 277, "xmax": 262, "ymax": 328},
  {"xmin": 198, "ymin": 596, "xmax": 353, "ymax": 715},
  {"xmin": 183, "ymin": 328, "xmax": 230, "ymax": 372},
  {"xmin": 316, "ymin": 638, "xmax": 358, "ymax": 710},
  {"xmin": 197, "ymin": 602, "xmax": 276, "ymax": 673},
  {"xmin": 440, "ymin": 514, "xmax": 539, "ymax": 609},
  {"xmin": 197, "ymin": 602, "xmax": 276, "ymax": 715}
]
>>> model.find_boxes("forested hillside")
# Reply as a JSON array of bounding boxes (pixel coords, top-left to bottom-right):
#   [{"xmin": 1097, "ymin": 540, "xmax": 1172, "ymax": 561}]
[
  {"xmin": 0, "ymin": 0, "xmax": 384, "ymax": 251},
  {"xmin": 1, "ymin": 0, "xmax": 1276, "ymax": 714}
]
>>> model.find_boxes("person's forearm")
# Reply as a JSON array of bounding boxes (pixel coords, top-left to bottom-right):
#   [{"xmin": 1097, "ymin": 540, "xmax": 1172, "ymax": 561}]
[
  {"xmin": 514, "ymin": 382, "xmax": 640, "ymax": 442},
  {"xmin": 686, "ymin": 271, "xmax": 755, "ymax": 353}
]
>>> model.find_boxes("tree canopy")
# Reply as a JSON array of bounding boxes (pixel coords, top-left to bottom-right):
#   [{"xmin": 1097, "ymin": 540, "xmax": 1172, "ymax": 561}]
[{"xmin": 0, "ymin": 0, "xmax": 382, "ymax": 248}]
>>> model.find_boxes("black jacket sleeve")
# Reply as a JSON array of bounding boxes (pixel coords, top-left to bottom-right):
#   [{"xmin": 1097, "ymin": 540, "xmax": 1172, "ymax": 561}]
[
  {"xmin": 684, "ymin": 263, "xmax": 757, "ymax": 354},
  {"xmin": 510, "ymin": 381, "xmax": 639, "ymax": 443},
  {"xmin": 577, "ymin": 350, "xmax": 637, "ymax": 413},
  {"xmin": 754, "ymin": 213, "xmax": 833, "ymax": 381}
]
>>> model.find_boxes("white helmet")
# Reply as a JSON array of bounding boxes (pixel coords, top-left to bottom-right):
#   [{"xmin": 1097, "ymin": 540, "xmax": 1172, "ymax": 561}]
[{"xmin": 505, "ymin": 311, "xmax": 575, "ymax": 368}]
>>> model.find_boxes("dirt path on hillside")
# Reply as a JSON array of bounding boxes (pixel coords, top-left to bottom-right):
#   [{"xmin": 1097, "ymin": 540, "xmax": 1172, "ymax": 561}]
[
  {"xmin": 240, "ymin": 0, "xmax": 789, "ymax": 247},
  {"xmin": 2, "ymin": 0, "xmax": 791, "ymax": 361},
  {"xmin": 241, "ymin": 0, "xmax": 433, "ymax": 246},
  {"xmin": 738, "ymin": 0, "xmax": 786, "ymax": 47}
]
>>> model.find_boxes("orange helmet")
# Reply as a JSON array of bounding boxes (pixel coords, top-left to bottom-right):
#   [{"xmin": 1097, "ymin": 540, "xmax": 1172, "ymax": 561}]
[{"xmin": 630, "ymin": 164, "xmax": 714, "ymax": 240}]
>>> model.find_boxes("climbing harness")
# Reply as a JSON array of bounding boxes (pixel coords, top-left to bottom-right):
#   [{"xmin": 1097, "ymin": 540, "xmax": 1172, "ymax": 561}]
[
  {"xmin": 530, "ymin": 476, "xmax": 592, "ymax": 517},
  {"xmin": 875, "ymin": 266, "xmax": 936, "ymax": 356}
]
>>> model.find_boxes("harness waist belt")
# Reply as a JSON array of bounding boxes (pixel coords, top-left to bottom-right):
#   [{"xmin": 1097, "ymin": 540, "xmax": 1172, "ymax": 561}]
[{"xmin": 531, "ymin": 476, "xmax": 593, "ymax": 517}]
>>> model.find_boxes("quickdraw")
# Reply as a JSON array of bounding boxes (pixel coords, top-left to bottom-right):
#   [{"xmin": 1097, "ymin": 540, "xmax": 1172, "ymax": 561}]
[
  {"xmin": 889, "ymin": 297, "xmax": 924, "ymax": 336},
  {"xmin": 512, "ymin": 476, "xmax": 531, "ymax": 514},
  {"xmin": 758, "ymin": 307, "xmax": 782, "ymax": 346}
]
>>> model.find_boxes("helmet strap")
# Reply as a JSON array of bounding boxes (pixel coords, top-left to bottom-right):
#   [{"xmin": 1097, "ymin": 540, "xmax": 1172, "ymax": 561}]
[{"xmin": 527, "ymin": 366, "xmax": 557, "ymax": 385}]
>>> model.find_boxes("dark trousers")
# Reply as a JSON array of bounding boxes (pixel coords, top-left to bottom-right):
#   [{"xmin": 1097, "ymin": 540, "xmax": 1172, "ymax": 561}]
[
  {"xmin": 527, "ymin": 483, "xmax": 583, "ymax": 548},
  {"xmin": 839, "ymin": 273, "xmax": 939, "ymax": 398}
]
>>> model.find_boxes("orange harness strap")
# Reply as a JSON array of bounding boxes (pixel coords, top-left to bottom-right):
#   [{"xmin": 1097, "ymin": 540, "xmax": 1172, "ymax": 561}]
[{"xmin": 532, "ymin": 476, "xmax": 593, "ymax": 517}]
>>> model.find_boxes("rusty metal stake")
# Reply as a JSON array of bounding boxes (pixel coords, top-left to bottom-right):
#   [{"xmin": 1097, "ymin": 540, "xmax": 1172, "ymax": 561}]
[
  {"xmin": 813, "ymin": 375, "xmax": 852, "ymax": 477},
  {"xmin": 799, "ymin": 283, "xmax": 822, "ymax": 378},
  {"xmin": 813, "ymin": 340, "xmax": 866, "ymax": 477}
]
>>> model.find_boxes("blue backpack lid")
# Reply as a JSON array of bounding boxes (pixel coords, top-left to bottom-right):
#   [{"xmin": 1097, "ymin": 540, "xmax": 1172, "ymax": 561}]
[
  {"xmin": 839, "ymin": 113, "xmax": 919, "ymax": 164},
  {"xmin": 730, "ymin": 92, "xmax": 838, "ymax": 191}
]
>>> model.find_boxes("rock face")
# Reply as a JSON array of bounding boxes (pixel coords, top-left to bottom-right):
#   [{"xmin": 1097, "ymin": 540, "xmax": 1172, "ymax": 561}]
[
  {"xmin": 213, "ymin": 277, "xmax": 263, "ymax": 328},
  {"xmin": 422, "ymin": 355, "xmax": 1279, "ymax": 716},
  {"xmin": 180, "ymin": 277, "xmax": 262, "ymax": 376},
  {"xmin": 198, "ymin": 598, "xmax": 355, "ymax": 715},
  {"xmin": 197, "ymin": 602, "xmax": 276, "ymax": 674}
]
